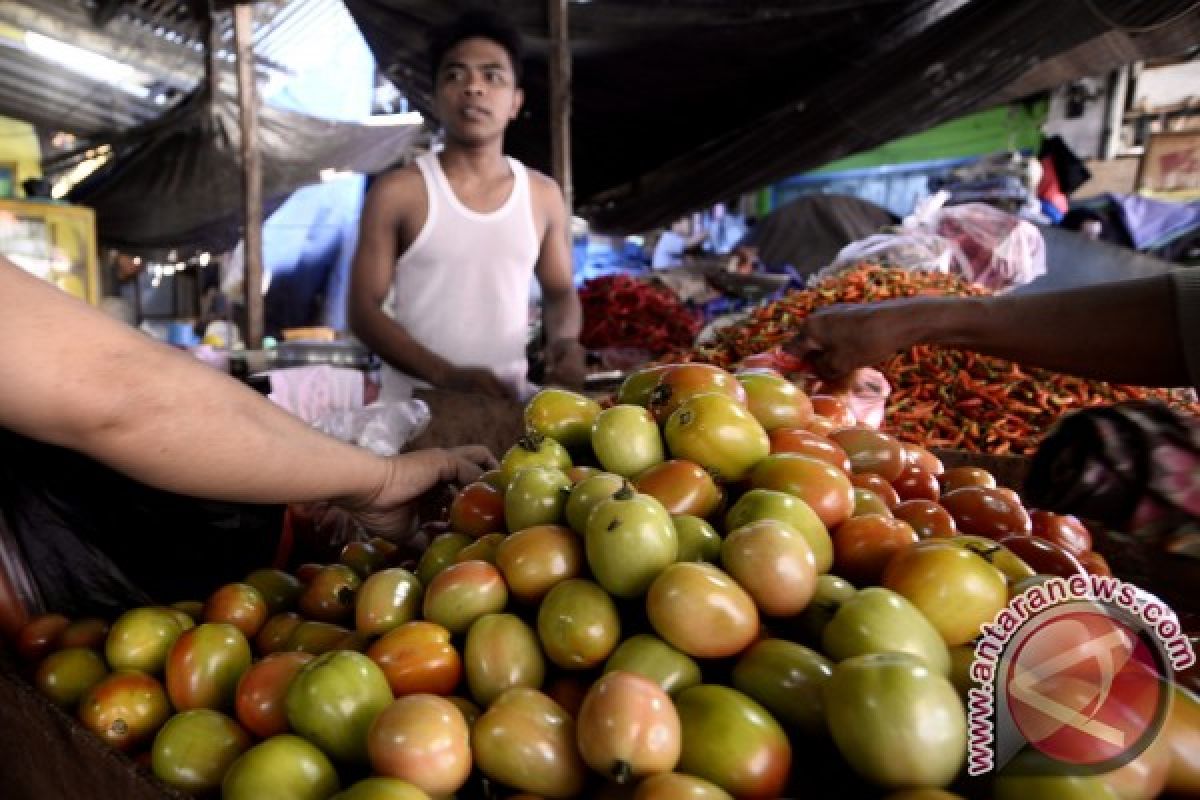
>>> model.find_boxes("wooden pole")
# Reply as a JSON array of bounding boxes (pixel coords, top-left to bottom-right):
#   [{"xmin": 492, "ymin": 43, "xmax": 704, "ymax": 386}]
[
  {"xmin": 548, "ymin": 0, "xmax": 572, "ymax": 213},
  {"xmin": 233, "ymin": 3, "xmax": 263, "ymax": 349}
]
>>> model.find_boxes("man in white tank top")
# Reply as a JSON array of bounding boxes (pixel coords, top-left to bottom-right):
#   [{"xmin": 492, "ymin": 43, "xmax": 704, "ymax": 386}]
[{"xmin": 348, "ymin": 11, "xmax": 584, "ymax": 402}]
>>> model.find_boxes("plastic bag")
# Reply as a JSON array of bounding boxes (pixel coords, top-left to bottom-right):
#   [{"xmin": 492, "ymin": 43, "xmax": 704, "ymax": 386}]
[
  {"xmin": 816, "ymin": 367, "xmax": 892, "ymax": 429},
  {"xmin": 316, "ymin": 399, "xmax": 431, "ymax": 457},
  {"xmin": 928, "ymin": 202, "xmax": 1045, "ymax": 291},
  {"xmin": 827, "ymin": 231, "xmax": 959, "ymax": 275},
  {"xmin": 826, "ymin": 192, "xmax": 1046, "ymax": 292}
]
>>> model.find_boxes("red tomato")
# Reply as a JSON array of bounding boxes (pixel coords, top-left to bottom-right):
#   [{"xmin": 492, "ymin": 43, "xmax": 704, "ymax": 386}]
[
  {"xmin": 829, "ymin": 428, "xmax": 907, "ymax": 482},
  {"xmin": 997, "ymin": 534, "xmax": 1086, "ymax": 580},
  {"xmin": 849, "ymin": 473, "xmax": 901, "ymax": 508},
  {"xmin": 340, "ymin": 540, "xmax": 390, "ymax": 579},
  {"xmin": 768, "ymin": 427, "xmax": 852, "ymax": 472},
  {"xmin": 204, "ymin": 583, "xmax": 269, "ymax": 639},
  {"xmin": 448, "ymin": 482, "xmax": 505, "ymax": 538},
  {"xmin": 902, "ymin": 443, "xmax": 944, "ymax": 476},
  {"xmin": 1030, "ymin": 510, "xmax": 1093, "ymax": 557},
  {"xmin": 633, "ymin": 460, "xmax": 723, "ymax": 517},
  {"xmin": 166, "ymin": 622, "xmax": 254, "ymax": 711},
  {"xmin": 235, "ymin": 651, "xmax": 314, "ymax": 738},
  {"xmin": 749, "ymin": 453, "xmax": 855, "ymax": 529},
  {"xmin": 59, "ymin": 618, "xmax": 110, "ymax": 651},
  {"xmin": 79, "ymin": 671, "xmax": 171, "ymax": 751},
  {"xmin": 15, "ymin": 613, "xmax": 69, "ymax": 662},
  {"xmin": 298, "ymin": 565, "xmax": 362, "ymax": 624},
  {"xmin": 893, "ymin": 499, "xmax": 957, "ymax": 539},
  {"xmin": 806, "ymin": 416, "xmax": 838, "ymax": 437},
  {"xmin": 367, "ymin": 621, "xmax": 462, "ymax": 697},
  {"xmin": 891, "ymin": 464, "xmax": 940, "ymax": 503},
  {"xmin": 810, "ymin": 395, "xmax": 856, "ymax": 429},
  {"xmin": 1079, "ymin": 550, "xmax": 1113, "ymax": 578},
  {"xmin": 939, "ymin": 466, "xmax": 996, "ymax": 493},
  {"xmin": 832, "ymin": 514, "xmax": 919, "ymax": 586},
  {"xmin": 940, "ymin": 486, "xmax": 1032, "ymax": 540}
]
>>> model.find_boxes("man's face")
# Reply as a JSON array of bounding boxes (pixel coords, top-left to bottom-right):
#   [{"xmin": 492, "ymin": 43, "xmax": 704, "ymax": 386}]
[{"xmin": 434, "ymin": 37, "xmax": 523, "ymax": 146}]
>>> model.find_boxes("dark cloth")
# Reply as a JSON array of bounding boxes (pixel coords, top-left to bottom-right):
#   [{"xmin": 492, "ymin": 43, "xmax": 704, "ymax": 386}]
[
  {"xmin": 1024, "ymin": 402, "xmax": 1200, "ymax": 624},
  {"xmin": 740, "ymin": 194, "xmax": 897, "ymax": 274},
  {"xmin": 0, "ymin": 429, "xmax": 282, "ymax": 617},
  {"xmin": 1038, "ymin": 134, "xmax": 1091, "ymax": 195}
]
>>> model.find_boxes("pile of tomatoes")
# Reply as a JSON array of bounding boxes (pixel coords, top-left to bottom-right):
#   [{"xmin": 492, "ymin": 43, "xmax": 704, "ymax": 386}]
[{"xmin": 7, "ymin": 362, "xmax": 1200, "ymax": 800}]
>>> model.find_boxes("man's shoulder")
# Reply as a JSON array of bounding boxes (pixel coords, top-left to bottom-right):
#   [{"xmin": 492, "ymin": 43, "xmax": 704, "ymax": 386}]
[
  {"xmin": 374, "ymin": 162, "xmax": 425, "ymax": 192},
  {"xmin": 520, "ymin": 164, "xmax": 562, "ymax": 195}
]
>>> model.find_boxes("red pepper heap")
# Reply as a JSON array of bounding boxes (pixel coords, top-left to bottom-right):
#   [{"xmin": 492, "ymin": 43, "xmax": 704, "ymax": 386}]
[
  {"xmin": 579, "ymin": 275, "xmax": 703, "ymax": 356},
  {"xmin": 666, "ymin": 264, "xmax": 1200, "ymax": 455}
]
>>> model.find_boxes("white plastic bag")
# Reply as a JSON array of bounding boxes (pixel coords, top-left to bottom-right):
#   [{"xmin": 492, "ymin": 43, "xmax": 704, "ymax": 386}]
[{"xmin": 316, "ymin": 400, "xmax": 432, "ymax": 457}]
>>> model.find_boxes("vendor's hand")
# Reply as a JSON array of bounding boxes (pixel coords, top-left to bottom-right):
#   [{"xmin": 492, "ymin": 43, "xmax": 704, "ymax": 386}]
[
  {"xmin": 341, "ymin": 446, "xmax": 497, "ymax": 537},
  {"xmin": 544, "ymin": 338, "xmax": 588, "ymax": 389},
  {"xmin": 442, "ymin": 366, "xmax": 514, "ymax": 399},
  {"xmin": 784, "ymin": 302, "xmax": 919, "ymax": 380}
]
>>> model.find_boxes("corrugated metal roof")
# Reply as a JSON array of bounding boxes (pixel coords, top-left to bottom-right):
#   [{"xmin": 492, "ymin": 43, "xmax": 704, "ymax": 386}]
[{"xmin": 0, "ymin": 0, "xmax": 343, "ymax": 136}]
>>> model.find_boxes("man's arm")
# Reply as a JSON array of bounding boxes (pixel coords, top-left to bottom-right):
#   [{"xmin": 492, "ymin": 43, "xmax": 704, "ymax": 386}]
[
  {"xmin": 0, "ymin": 257, "xmax": 493, "ymax": 521},
  {"xmin": 787, "ymin": 273, "xmax": 1190, "ymax": 387},
  {"xmin": 532, "ymin": 175, "xmax": 586, "ymax": 388}
]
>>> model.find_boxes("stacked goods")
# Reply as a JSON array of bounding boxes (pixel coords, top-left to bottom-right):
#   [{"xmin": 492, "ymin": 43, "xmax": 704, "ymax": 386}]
[
  {"xmin": 675, "ymin": 264, "xmax": 1200, "ymax": 454},
  {"xmin": 579, "ymin": 275, "xmax": 702, "ymax": 355},
  {"xmin": 8, "ymin": 375, "xmax": 1200, "ymax": 800}
]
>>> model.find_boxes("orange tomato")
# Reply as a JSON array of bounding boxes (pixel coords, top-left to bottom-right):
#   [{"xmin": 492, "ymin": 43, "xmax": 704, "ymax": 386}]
[{"xmin": 832, "ymin": 514, "xmax": 919, "ymax": 586}]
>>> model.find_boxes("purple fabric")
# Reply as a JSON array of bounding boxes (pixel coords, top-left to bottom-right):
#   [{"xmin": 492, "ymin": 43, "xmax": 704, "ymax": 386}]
[{"xmin": 1111, "ymin": 193, "xmax": 1200, "ymax": 250}]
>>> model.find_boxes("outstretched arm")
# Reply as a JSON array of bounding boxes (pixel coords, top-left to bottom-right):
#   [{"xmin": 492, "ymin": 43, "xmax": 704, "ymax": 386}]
[
  {"xmin": 787, "ymin": 273, "xmax": 1191, "ymax": 387},
  {"xmin": 0, "ymin": 257, "xmax": 493, "ymax": 523}
]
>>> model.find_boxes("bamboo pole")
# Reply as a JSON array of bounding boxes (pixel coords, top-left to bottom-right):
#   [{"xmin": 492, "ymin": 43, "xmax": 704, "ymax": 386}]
[
  {"xmin": 548, "ymin": 0, "xmax": 572, "ymax": 213},
  {"xmin": 233, "ymin": 3, "xmax": 263, "ymax": 349}
]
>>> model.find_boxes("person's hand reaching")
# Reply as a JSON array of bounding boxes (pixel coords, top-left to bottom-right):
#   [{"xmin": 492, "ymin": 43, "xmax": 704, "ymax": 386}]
[
  {"xmin": 784, "ymin": 301, "xmax": 923, "ymax": 380},
  {"xmin": 340, "ymin": 446, "xmax": 497, "ymax": 538}
]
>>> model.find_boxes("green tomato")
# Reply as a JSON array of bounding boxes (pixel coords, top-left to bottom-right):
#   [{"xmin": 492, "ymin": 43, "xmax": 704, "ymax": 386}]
[
  {"xmin": 725, "ymin": 489, "xmax": 833, "ymax": 573},
  {"xmin": 152, "ymin": 709, "xmax": 250, "ymax": 793},
  {"xmin": 34, "ymin": 647, "xmax": 108, "ymax": 708},
  {"xmin": 415, "ymin": 533, "xmax": 472, "ymax": 586},
  {"xmin": 565, "ymin": 472, "xmax": 626, "ymax": 534},
  {"xmin": 603, "ymin": 634, "xmax": 702, "ymax": 696},
  {"xmin": 793, "ymin": 574, "xmax": 856, "ymax": 645},
  {"xmin": 732, "ymin": 639, "xmax": 832, "ymax": 736},
  {"xmin": 671, "ymin": 515, "xmax": 722, "ymax": 563},
  {"xmin": 823, "ymin": 652, "xmax": 966, "ymax": 789},
  {"xmin": 285, "ymin": 651, "xmax": 394, "ymax": 763},
  {"xmin": 591, "ymin": 405, "xmax": 665, "ymax": 478},
  {"xmin": 222, "ymin": 734, "xmax": 339, "ymax": 800},
  {"xmin": 663, "ymin": 393, "xmax": 769, "ymax": 482},
  {"xmin": 505, "ymin": 466, "xmax": 572, "ymax": 532},
  {"xmin": 244, "ymin": 568, "xmax": 304, "ymax": 615},
  {"xmin": 537, "ymin": 579, "xmax": 621, "ymax": 669},
  {"xmin": 525, "ymin": 388, "xmax": 603, "ymax": 450},
  {"xmin": 674, "ymin": 685, "xmax": 791, "ymax": 798},
  {"xmin": 500, "ymin": 433, "xmax": 573, "ymax": 487},
  {"xmin": 586, "ymin": 487, "xmax": 677, "ymax": 597},
  {"xmin": 465, "ymin": 613, "xmax": 545, "ymax": 706},
  {"xmin": 105, "ymin": 607, "xmax": 184, "ymax": 674},
  {"xmin": 821, "ymin": 587, "xmax": 951, "ymax": 676},
  {"xmin": 992, "ymin": 748, "xmax": 1122, "ymax": 800},
  {"xmin": 355, "ymin": 568, "xmax": 423, "ymax": 637},
  {"xmin": 331, "ymin": 777, "xmax": 432, "ymax": 800}
]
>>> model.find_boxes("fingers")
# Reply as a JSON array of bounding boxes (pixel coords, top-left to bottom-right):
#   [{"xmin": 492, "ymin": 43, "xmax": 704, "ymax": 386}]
[{"xmin": 451, "ymin": 444, "xmax": 498, "ymax": 470}]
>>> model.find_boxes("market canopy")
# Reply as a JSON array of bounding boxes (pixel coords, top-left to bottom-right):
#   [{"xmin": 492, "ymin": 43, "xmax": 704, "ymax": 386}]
[
  {"xmin": 48, "ymin": 88, "xmax": 420, "ymax": 256},
  {"xmin": 345, "ymin": 0, "xmax": 1200, "ymax": 232}
]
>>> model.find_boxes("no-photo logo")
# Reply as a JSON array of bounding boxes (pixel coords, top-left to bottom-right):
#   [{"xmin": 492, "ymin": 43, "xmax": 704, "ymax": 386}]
[{"xmin": 967, "ymin": 574, "xmax": 1195, "ymax": 776}]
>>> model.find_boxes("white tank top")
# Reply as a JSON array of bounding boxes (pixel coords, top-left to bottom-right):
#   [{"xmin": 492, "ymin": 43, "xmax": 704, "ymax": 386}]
[{"xmin": 381, "ymin": 152, "xmax": 540, "ymax": 399}]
